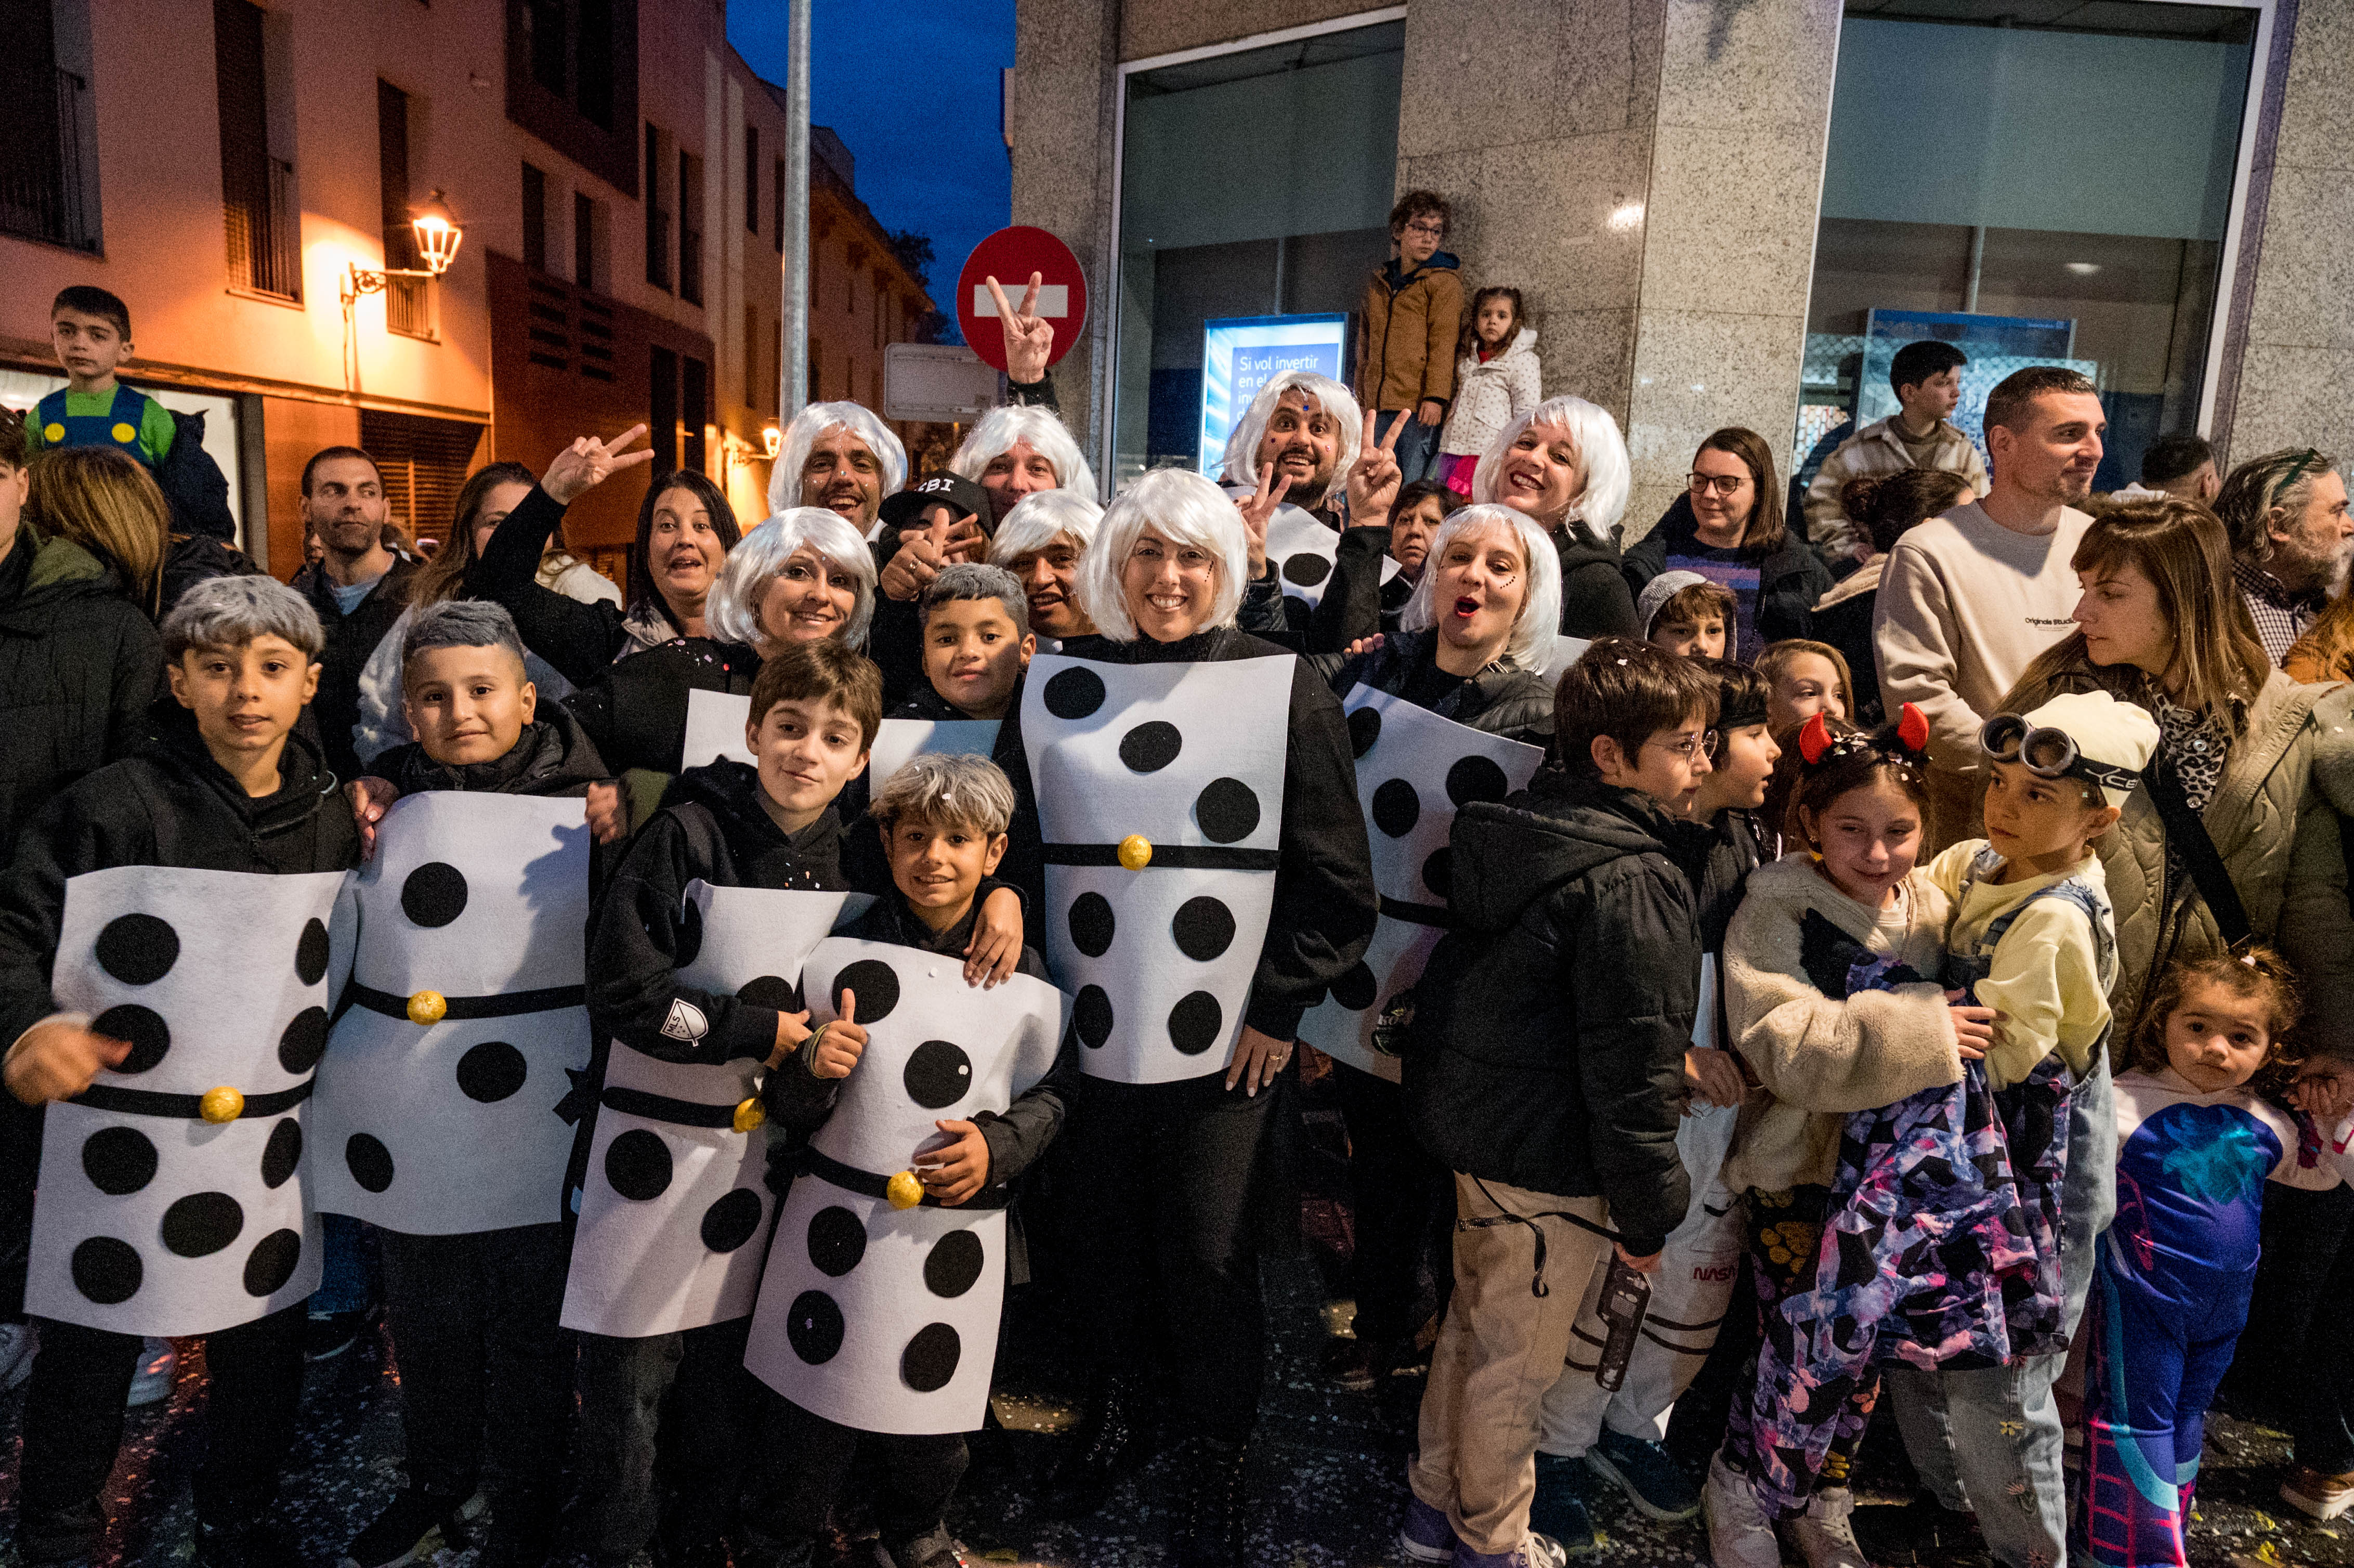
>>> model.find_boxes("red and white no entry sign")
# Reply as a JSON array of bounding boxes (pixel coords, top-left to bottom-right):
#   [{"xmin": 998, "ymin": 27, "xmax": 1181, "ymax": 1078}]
[{"xmin": 956, "ymin": 225, "xmax": 1088, "ymax": 373}]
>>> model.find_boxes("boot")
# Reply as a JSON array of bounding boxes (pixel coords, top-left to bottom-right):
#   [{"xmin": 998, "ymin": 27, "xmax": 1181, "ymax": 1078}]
[
  {"xmin": 1176, "ymin": 1435, "xmax": 1249, "ymax": 1568},
  {"xmin": 1046, "ymin": 1375, "xmax": 1151, "ymax": 1517}
]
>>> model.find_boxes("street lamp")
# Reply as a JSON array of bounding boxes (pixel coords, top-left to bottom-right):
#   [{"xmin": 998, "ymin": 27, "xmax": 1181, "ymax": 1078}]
[{"xmin": 344, "ymin": 189, "xmax": 465, "ymax": 300}]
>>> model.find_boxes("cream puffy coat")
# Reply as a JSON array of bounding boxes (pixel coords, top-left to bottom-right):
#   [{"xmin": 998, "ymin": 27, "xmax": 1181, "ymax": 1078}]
[{"xmin": 1439, "ymin": 328, "xmax": 1542, "ymax": 459}]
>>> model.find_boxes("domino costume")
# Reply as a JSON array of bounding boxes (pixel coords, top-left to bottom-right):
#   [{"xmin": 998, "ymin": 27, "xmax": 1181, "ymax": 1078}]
[{"xmin": 2075, "ymin": 1069, "xmax": 2333, "ymax": 1568}]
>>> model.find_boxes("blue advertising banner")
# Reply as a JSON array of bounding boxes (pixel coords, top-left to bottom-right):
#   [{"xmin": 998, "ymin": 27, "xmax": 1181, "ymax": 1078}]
[{"xmin": 1198, "ymin": 313, "xmax": 1351, "ymax": 476}]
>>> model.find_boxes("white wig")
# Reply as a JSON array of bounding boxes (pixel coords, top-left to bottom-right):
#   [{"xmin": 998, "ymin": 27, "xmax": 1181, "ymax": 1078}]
[
  {"xmin": 1398, "ymin": 503, "xmax": 1565, "ymax": 674},
  {"xmin": 706, "ymin": 505, "xmax": 879, "ymax": 651},
  {"xmin": 950, "ymin": 405, "xmax": 1098, "ymax": 503},
  {"xmin": 1471, "ymin": 395, "xmax": 1632, "ymax": 539},
  {"xmin": 1217, "ymin": 371, "xmax": 1362, "ymax": 509},
  {"xmin": 989, "ymin": 488, "xmax": 1104, "ymax": 566},
  {"xmin": 766, "ymin": 400, "xmax": 908, "ymax": 513},
  {"xmin": 1078, "ymin": 468, "xmax": 1249, "ymax": 643}
]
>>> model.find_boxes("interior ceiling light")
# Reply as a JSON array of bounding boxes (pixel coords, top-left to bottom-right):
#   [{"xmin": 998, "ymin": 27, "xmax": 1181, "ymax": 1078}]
[{"xmin": 2064, "ymin": 262, "xmax": 2101, "ymax": 275}]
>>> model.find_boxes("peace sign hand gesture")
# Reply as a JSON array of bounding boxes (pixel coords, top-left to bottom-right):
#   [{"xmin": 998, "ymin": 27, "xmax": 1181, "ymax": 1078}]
[
  {"xmin": 1234, "ymin": 464, "xmax": 1293, "ymax": 581},
  {"xmin": 985, "ymin": 273, "xmax": 1054, "ymax": 385},
  {"xmin": 1345, "ymin": 410, "xmax": 1406, "ymax": 529},
  {"xmin": 542, "ymin": 423, "xmax": 656, "ymax": 505}
]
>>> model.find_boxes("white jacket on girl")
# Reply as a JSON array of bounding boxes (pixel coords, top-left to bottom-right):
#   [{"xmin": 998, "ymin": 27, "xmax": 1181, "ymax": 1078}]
[{"xmin": 1440, "ymin": 326, "xmax": 1542, "ymax": 458}]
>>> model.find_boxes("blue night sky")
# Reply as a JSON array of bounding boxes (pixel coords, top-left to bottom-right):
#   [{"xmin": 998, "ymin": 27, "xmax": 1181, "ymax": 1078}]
[{"xmin": 729, "ymin": 0, "xmax": 1016, "ymax": 333}]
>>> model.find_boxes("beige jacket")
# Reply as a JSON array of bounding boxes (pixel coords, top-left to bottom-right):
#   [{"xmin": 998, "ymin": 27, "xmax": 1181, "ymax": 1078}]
[
  {"xmin": 1805, "ymin": 416, "xmax": 1990, "ymax": 561},
  {"xmin": 2003, "ymin": 667, "xmax": 2354, "ymax": 1054},
  {"xmin": 1721, "ymin": 854, "xmax": 1963, "ymax": 1193}
]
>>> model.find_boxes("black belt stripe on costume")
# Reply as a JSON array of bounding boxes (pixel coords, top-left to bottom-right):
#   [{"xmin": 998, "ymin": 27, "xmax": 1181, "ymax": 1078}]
[
  {"xmin": 797, "ymin": 1145, "xmax": 1010, "ymax": 1211},
  {"xmin": 1379, "ymin": 895, "xmax": 1453, "ymax": 929},
  {"xmin": 599, "ymin": 1084, "xmax": 743, "ymax": 1129},
  {"xmin": 1041, "ymin": 844, "xmax": 1281, "ymax": 872},
  {"xmin": 75, "ymin": 1079, "xmax": 315, "ymax": 1119},
  {"xmin": 346, "ymin": 981, "xmax": 587, "ymax": 1021}
]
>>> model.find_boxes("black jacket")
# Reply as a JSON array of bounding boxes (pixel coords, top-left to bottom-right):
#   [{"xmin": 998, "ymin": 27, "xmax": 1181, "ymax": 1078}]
[
  {"xmin": 1621, "ymin": 495, "xmax": 1835, "ymax": 649},
  {"xmin": 1554, "ymin": 524, "xmax": 1641, "ymax": 641},
  {"xmin": 586, "ymin": 759, "xmax": 846, "ymax": 1073},
  {"xmin": 1403, "ymin": 767, "xmax": 1708, "ymax": 1253},
  {"xmin": 372, "ymin": 706, "xmax": 609, "ymax": 801},
  {"xmin": 997, "ymin": 625, "xmax": 1378, "ymax": 1044},
  {"xmin": 0, "ymin": 524, "xmax": 164, "ymax": 866},
  {"xmin": 565, "ymin": 635, "xmax": 761, "ymax": 778},
  {"xmin": 159, "ymin": 532, "xmax": 266, "ymax": 620},
  {"xmin": 0, "ymin": 721, "xmax": 358, "ymax": 1234},
  {"xmin": 762, "ymin": 889, "xmax": 1066, "ymax": 1204},
  {"xmin": 302, "ymin": 555, "xmax": 423, "ymax": 788},
  {"xmin": 154, "ymin": 407, "xmax": 237, "ymax": 542},
  {"xmin": 466, "ymin": 485, "xmax": 678, "ymax": 686},
  {"xmin": 1311, "ymin": 628, "xmax": 1554, "ymax": 748}
]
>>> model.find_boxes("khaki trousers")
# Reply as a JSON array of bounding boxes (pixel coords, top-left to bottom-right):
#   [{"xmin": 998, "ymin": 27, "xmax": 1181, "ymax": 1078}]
[{"xmin": 1409, "ymin": 1173, "xmax": 1613, "ymax": 1556}]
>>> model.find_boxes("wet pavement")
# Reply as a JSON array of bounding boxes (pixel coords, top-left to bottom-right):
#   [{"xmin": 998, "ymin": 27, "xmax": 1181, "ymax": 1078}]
[{"xmin": 0, "ymin": 1090, "xmax": 2345, "ymax": 1567}]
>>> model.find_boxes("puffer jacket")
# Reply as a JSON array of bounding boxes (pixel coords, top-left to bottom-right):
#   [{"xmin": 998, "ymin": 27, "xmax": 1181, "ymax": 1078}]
[
  {"xmin": 1555, "ymin": 522, "xmax": 1642, "ymax": 641},
  {"xmin": 1440, "ymin": 328, "xmax": 1542, "ymax": 459},
  {"xmin": 1402, "ymin": 766, "xmax": 1708, "ymax": 1253},
  {"xmin": 1310, "ymin": 626, "xmax": 1553, "ymax": 748},
  {"xmin": 1357, "ymin": 252, "xmax": 1465, "ymax": 414},
  {"xmin": 2004, "ymin": 664, "xmax": 2354, "ymax": 1053}
]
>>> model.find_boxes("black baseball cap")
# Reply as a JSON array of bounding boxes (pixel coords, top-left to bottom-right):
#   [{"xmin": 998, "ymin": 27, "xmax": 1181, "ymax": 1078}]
[{"xmin": 880, "ymin": 473, "xmax": 993, "ymax": 534}]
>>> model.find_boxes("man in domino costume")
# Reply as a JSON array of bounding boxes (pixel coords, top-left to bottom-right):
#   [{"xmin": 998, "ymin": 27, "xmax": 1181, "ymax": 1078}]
[
  {"xmin": 0, "ymin": 575, "xmax": 359, "ymax": 1567},
  {"xmin": 998, "ymin": 468, "xmax": 1375, "ymax": 1567}
]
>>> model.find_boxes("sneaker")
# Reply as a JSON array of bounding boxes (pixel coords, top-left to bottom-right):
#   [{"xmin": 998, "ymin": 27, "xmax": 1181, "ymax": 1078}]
[
  {"xmin": 1451, "ymin": 1532, "xmax": 1571, "ymax": 1568},
  {"xmin": 307, "ymin": 1309, "xmax": 370, "ymax": 1362},
  {"xmin": 1703, "ymin": 1454, "xmax": 1784, "ymax": 1568},
  {"xmin": 1786, "ymin": 1488, "xmax": 1870, "ymax": 1568},
  {"xmin": 2281, "ymin": 1462, "xmax": 2354, "ymax": 1521},
  {"xmin": 1322, "ymin": 1334, "xmax": 1394, "ymax": 1392},
  {"xmin": 1587, "ymin": 1428, "xmax": 1702, "ymax": 1523},
  {"xmin": 126, "ymin": 1337, "xmax": 177, "ymax": 1407},
  {"xmin": 341, "ymin": 1486, "xmax": 486, "ymax": 1568},
  {"xmin": 1529, "ymin": 1454, "xmax": 1598, "ymax": 1554},
  {"xmin": 1400, "ymin": 1494, "xmax": 1460, "ymax": 1565},
  {"xmin": 197, "ymin": 1515, "xmax": 305, "ymax": 1568},
  {"xmin": 883, "ymin": 1525, "xmax": 971, "ymax": 1568}
]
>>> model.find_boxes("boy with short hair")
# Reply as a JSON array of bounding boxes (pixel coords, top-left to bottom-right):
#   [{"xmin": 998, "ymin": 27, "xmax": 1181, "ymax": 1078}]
[
  {"xmin": 1529, "ymin": 657, "xmax": 1776, "ymax": 1547},
  {"xmin": 331, "ymin": 598, "xmax": 609, "ymax": 1568},
  {"xmin": 1880, "ymin": 690, "xmax": 2157, "ymax": 1568},
  {"xmin": 904, "ymin": 562, "xmax": 1036, "ymax": 722},
  {"xmin": 0, "ymin": 575, "xmax": 356, "ymax": 1568},
  {"xmin": 1639, "ymin": 572, "xmax": 1736, "ymax": 661},
  {"xmin": 1400, "ymin": 637, "xmax": 1716, "ymax": 1568},
  {"xmin": 31, "ymin": 286, "xmax": 234, "ymax": 539},
  {"xmin": 573, "ymin": 638, "xmax": 882, "ymax": 1567},
  {"xmin": 1803, "ymin": 339, "xmax": 1987, "ymax": 560},
  {"xmin": 1358, "ymin": 190, "xmax": 1464, "ymax": 487},
  {"xmin": 742, "ymin": 752, "xmax": 1063, "ymax": 1568}
]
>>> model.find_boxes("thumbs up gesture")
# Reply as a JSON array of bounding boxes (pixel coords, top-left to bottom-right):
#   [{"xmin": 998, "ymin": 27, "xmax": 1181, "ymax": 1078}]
[{"xmin": 811, "ymin": 990, "xmax": 868, "ymax": 1080}]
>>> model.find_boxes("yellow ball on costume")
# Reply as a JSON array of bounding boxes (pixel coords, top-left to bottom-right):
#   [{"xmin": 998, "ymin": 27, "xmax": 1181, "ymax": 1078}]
[
  {"xmin": 885, "ymin": 1170, "xmax": 925, "ymax": 1210},
  {"xmin": 407, "ymin": 990, "xmax": 448, "ymax": 1026},
  {"xmin": 111, "ymin": 423, "xmax": 137, "ymax": 443},
  {"xmin": 42, "ymin": 423, "xmax": 63, "ymax": 442},
  {"xmin": 732, "ymin": 1097, "xmax": 766, "ymax": 1133},
  {"xmin": 1117, "ymin": 834, "xmax": 1153, "ymax": 871},
  {"xmin": 200, "ymin": 1086, "xmax": 244, "ymax": 1123}
]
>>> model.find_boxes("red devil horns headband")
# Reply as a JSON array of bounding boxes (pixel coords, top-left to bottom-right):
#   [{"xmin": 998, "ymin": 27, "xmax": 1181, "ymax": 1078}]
[{"xmin": 1798, "ymin": 703, "xmax": 1931, "ymax": 769}]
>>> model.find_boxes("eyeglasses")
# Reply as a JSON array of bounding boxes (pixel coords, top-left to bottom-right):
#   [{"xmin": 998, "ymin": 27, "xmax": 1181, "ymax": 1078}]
[
  {"xmin": 1403, "ymin": 220, "xmax": 1446, "ymax": 238},
  {"xmin": 2268, "ymin": 449, "xmax": 2323, "ymax": 510},
  {"xmin": 1647, "ymin": 729, "xmax": 1720, "ymax": 762},
  {"xmin": 1979, "ymin": 713, "xmax": 2137, "ymax": 796},
  {"xmin": 1688, "ymin": 473, "xmax": 1749, "ymax": 498}
]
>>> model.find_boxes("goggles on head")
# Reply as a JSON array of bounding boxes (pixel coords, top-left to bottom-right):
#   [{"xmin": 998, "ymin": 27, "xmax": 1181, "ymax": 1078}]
[{"xmin": 1979, "ymin": 713, "xmax": 2138, "ymax": 798}]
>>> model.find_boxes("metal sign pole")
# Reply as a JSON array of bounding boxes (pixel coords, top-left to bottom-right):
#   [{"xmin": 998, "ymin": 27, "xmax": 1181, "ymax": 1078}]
[{"xmin": 781, "ymin": 0, "xmax": 810, "ymax": 420}]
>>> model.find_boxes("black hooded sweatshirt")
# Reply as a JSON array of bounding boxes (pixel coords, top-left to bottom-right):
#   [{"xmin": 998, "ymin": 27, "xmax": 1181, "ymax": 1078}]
[
  {"xmin": 1402, "ymin": 765, "xmax": 1708, "ymax": 1255},
  {"xmin": 371, "ymin": 705, "xmax": 609, "ymax": 802}
]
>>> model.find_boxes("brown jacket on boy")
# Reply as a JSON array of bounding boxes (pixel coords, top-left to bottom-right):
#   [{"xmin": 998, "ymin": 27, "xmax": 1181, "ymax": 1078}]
[{"xmin": 1356, "ymin": 253, "xmax": 1464, "ymax": 414}]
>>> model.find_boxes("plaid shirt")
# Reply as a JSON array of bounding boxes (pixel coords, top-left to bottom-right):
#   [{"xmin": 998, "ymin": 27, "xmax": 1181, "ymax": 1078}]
[{"xmin": 2235, "ymin": 558, "xmax": 2323, "ymax": 668}]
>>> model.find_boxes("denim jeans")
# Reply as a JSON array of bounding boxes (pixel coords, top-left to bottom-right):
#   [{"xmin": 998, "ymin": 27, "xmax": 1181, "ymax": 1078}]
[
  {"xmin": 1884, "ymin": 1054, "xmax": 2117, "ymax": 1568},
  {"xmin": 1375, "ymin": 408, "xmax": 1444, "ymax": 487},
  {"xmin": 311, "ymin": 1212, "xmax": 377, "ymax": 1316}
]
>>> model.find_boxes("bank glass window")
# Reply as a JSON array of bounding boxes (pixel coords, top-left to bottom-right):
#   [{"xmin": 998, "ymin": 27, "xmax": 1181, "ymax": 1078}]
[
  {"xmin": 1111, "ymin": 21, "xmax": 1404, "ymax": 488},
  {"xmin": 1799, "ymin": 0, "xmax": 2257, "ymax": 493}
]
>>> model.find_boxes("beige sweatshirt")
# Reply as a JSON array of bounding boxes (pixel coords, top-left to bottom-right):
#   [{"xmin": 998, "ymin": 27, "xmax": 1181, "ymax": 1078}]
[
  {"xmin": 1924, "ymin": 841, "xmax": 2112, "ymax": 1090},
  {"xmin": 1873, "ymin": 501, "xmax": 2090, "ymax": 778},
  {"xmin": 1722, "ymin": 854, "xmax": 1963, "ymax": 1193}
]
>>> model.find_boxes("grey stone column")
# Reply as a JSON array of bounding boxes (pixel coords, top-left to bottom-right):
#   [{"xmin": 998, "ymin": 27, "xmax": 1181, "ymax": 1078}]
[{"xmin": 1621, "ymin": 0, "xmax": 1843, "ymax": 536}]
